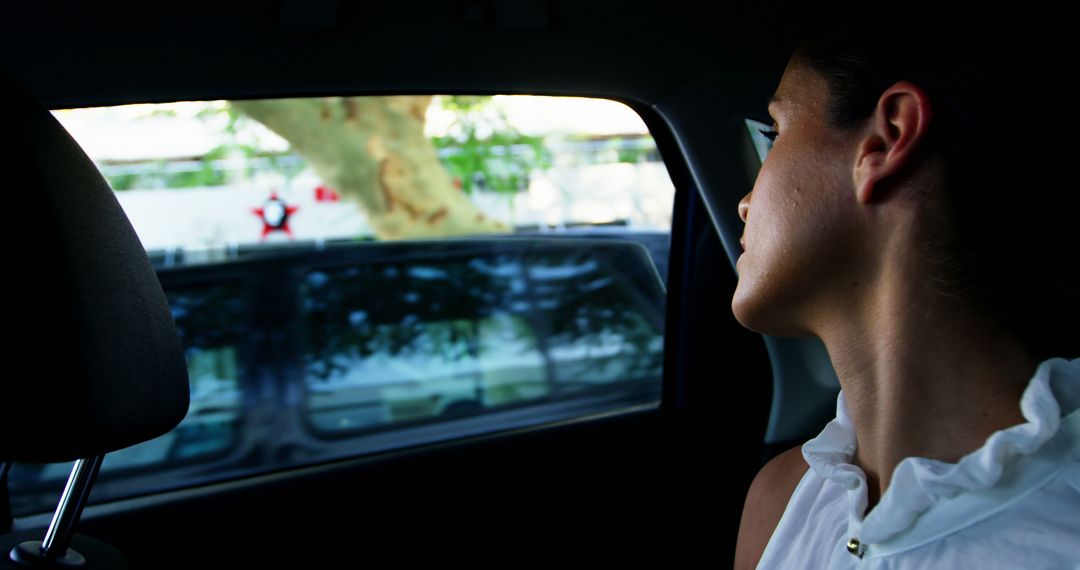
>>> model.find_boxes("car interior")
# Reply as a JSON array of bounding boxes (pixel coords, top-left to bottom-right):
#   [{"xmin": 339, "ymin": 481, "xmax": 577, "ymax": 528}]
[{"xmin": 0, "ymin": 2, "xmax": 853, "ymax": 567}]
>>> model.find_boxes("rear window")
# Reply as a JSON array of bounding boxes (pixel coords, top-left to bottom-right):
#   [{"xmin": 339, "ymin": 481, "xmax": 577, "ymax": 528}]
[{"xmin": 9, "ymin": 95, "xmax": 675, "ymax": 516}]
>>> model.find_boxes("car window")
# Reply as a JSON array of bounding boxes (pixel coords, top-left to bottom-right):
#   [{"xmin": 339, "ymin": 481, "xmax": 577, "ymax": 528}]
[
  {"xmin": 8, "ymin": 95, "xmax": 675, "ymax": 516},
  {"xmin": 745, "ymin": 118, "xmax": 774, "ymax": 162}
]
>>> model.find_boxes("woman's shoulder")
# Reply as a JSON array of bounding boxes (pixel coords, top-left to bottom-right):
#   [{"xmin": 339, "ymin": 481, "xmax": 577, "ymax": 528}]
[{"xmin": 734, "ymin": 446, "xmax": 810, "ymax": 570}]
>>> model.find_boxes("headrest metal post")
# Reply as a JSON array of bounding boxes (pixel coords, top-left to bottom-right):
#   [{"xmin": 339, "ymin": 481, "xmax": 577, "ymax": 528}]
[
  {"xmin": 8, "ymin": 455, "xmax": 105, "ymax": 566},
  {"xmin": 41, "ymin": 455, "xmax": 104, "ymax": 560}
]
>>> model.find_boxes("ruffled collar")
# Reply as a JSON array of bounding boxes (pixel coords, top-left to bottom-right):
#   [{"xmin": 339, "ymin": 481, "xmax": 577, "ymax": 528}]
[{"xmin": 802, "ymin": 357, "xmax": 1080, "ymax": 545}]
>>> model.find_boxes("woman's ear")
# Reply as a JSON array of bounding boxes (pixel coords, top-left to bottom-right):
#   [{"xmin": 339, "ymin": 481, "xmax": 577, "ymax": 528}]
[{"xmin": 852, "ymin": 80, "xmax": 933, "ymax": 204}]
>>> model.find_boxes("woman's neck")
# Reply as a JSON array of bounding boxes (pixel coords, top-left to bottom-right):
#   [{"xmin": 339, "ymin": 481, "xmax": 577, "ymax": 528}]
[{"xmin": 814, "ymin": 256, "xmax": 1036, "ymax": 513}]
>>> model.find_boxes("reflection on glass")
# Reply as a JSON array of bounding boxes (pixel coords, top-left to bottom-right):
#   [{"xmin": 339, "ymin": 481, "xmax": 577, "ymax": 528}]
[
  {"xmin": 160, "ymin": 283, "xmax": 246, "ymax": 461},
  {"xmin": 300, "ymin": 242, "xmax": 664, "ymax": 436}
]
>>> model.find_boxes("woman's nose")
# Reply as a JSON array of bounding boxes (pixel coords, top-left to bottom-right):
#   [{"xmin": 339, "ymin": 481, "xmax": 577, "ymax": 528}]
[{"xmin": 737, "ymin": 192, "xmax": 751, "ymax": 223}]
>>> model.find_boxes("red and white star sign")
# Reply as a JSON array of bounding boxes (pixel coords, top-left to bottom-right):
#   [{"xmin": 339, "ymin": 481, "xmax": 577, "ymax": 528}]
[{"xmin": 252, "ymin": 192, "xmax": 299, "ymax": 239}]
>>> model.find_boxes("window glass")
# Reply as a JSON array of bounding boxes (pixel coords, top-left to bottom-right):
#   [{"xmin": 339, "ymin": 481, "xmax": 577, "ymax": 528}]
[
  {"xmin": 745, "ymin": 117, "xmax": 774, "ymax": 163},
  {"xmin": 8, "ymin": 96, "xmax": 674, "ymax": 516},
  {"xmin": 299, "ymin": 244, "xmax": 664, "ymax": 441}
]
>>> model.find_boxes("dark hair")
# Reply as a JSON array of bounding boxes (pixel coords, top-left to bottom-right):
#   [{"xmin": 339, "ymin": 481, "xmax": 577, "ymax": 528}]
[{"xmin": 792, "ymin": 23, "xmax": 1077, "ymax": 359}]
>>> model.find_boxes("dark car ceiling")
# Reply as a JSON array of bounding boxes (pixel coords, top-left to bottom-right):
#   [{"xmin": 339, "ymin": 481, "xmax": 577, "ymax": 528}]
[{"xmin": 0, "ymin": 0, "xmax": 799, "ymax": 111}]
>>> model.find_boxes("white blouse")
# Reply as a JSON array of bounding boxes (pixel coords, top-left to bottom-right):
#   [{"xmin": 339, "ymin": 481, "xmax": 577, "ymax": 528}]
[{"xmin": 757, "ymin": 357, "xmax": 1080, "ymax": 569}]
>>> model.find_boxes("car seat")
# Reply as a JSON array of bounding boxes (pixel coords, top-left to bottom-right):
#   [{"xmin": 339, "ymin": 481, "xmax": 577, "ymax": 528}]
[{"xmin": 0, "ymin": 71, "xmax": 189, "ymax": 569}]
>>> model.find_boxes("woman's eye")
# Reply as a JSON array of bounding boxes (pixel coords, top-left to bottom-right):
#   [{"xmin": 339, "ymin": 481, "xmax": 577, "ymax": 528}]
[{"xmin": 758, "ymin": 127, "xmax": 778, "ymax": 142}]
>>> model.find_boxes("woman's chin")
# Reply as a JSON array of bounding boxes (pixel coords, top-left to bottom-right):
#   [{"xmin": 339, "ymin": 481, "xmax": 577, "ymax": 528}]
[
  {"xmin": 732, "ymin": 285, "xmax": 807, "ymax": 337},
  {"xmin": 731, "ymin": 285, "xmax": 767, "ymax": 332}
]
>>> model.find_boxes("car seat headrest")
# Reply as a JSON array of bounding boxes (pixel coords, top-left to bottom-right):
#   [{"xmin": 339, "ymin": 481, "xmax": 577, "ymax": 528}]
[{"xmin": 0, "ymin": 72, "xmax": 189, "ymax": 463}]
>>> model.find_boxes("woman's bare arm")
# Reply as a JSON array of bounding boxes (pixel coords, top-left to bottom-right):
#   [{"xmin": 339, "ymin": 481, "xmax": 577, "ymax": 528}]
[{"xmin": 734, "ymin": 446, "xmax": 809, "ymax": 570}]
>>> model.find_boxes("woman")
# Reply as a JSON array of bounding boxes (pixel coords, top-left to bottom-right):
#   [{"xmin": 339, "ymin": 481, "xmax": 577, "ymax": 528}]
[{"xmin": 731, "ymin": 20, "xmax": 1079, "ymax": 570}]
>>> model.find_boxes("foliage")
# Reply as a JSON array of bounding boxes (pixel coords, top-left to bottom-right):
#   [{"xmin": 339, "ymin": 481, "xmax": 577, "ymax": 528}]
[
  {"xmin": 103, "ymin": 102, "xmax": 307, "ymax": 191},
  {"xmin": 105, "ymin": 97, "xmax": 556, "ymax": 197},
  {"xmin": 431, "ymin": 96, "xmax": 553, "ymax": 196}
]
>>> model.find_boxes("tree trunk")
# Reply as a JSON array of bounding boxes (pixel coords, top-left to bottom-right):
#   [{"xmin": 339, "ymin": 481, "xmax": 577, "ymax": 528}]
[{"xmin": 231, "ymin": 97, "xmax": 510, "ymax": 240}]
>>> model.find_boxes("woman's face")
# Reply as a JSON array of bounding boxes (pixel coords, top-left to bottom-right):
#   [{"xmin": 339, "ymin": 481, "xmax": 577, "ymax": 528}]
[{"xmin": 732, "ymin": 56, "xmax": 869, "ymax": 336}]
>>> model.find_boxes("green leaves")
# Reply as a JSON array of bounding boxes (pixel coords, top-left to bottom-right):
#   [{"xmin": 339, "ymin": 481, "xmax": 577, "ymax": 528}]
[
  {"xmin": 103, "ymin": 97, "xmax": 557, "ymax": 201},
  {"xmin": 432, "ymin": 96, "xmax": 553, "ymax": 196}
]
